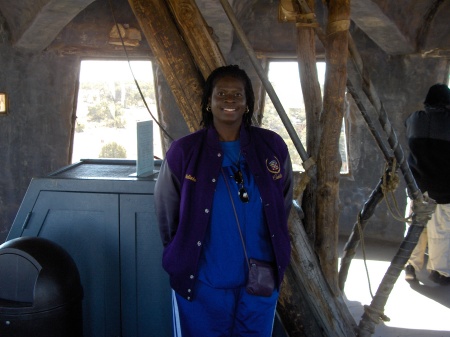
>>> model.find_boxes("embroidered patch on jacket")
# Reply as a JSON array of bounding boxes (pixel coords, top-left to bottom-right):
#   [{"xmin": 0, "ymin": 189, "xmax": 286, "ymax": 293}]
[
  {"xmin": 266, "ymin": 156, "xmax": 283, "ymax": 180},
  {"xmin": 185, "ymin": 174, "xmax": 196, "ymax": 182}
]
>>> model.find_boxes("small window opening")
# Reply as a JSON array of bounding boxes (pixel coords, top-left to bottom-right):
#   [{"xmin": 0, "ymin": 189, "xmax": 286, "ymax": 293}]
[
  {"xmin": 262, "ymin": 61, "xmax": 349, "ymax": 173},
  {"xmin": 72, "ymin": 60, "xmax": 161, "ymax": 163}
]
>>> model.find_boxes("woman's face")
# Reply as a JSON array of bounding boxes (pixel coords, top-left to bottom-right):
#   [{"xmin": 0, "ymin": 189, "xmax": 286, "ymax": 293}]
[{"xmin": 209, "ymin": 76, "xmax": 246, "ymax": 129}]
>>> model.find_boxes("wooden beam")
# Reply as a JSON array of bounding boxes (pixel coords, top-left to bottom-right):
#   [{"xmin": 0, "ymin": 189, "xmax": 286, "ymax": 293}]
[
  {"xmin": 295, "ymin": 0, "xmax": 322, "ymax": 242},
  {"xmin": 128, "ymin": 0, "xmax": 203, "ymax": 133},
  {"xmin": 278, "ymin": 203, "xmax": 356, "ymax": 337},
  {"xmin": 166, "ymin": 0, "xmax": 226, "ymax": 78},
  {"xmin": 316, "ymin": 0, "xmax": 350, "ymax": 296}
]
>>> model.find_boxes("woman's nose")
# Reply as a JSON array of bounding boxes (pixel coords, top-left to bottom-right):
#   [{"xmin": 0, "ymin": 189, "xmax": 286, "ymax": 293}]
[{"xmin": 223, "ymin": 93, "xmax": 235, "ymax": 102}]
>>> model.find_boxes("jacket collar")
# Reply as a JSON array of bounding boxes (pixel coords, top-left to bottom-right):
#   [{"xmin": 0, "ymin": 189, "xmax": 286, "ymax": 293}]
[{"xmin": 206, "ymin": 123, "xmax": 251, "ymax": 151}]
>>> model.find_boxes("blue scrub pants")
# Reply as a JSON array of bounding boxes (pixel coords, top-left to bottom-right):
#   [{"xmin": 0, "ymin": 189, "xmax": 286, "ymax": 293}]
[{"xmin": 172, "ymin": 280, "xmax": 279, "ymax": 337}]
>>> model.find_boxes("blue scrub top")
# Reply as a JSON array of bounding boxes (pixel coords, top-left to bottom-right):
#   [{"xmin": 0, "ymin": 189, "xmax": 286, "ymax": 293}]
[{"xmin": 198, "ymin": 140, "xmax": 275, "ymax": 288}]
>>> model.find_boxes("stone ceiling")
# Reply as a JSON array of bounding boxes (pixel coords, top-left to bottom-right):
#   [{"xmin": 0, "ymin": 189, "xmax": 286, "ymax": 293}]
[{"xmin": 0, "ymin": 0, "xmax": 449, "ymax": 58}]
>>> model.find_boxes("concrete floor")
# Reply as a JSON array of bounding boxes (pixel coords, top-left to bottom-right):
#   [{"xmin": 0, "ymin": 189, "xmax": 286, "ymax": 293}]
[{"xmin": 340, "ymin": 237, "xmax": 450, "ymax": 337}]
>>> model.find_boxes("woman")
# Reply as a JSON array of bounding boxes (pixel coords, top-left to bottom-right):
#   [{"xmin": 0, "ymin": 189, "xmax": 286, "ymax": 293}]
[{"xmin": 155, "ymin": 65, "xmax": 293, "ymax": 336}]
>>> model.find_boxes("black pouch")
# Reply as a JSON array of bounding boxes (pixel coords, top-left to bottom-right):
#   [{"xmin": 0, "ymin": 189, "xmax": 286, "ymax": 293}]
[{"xmin": 246, "ymin": 258, "xmax": 275, "ymax": 297}]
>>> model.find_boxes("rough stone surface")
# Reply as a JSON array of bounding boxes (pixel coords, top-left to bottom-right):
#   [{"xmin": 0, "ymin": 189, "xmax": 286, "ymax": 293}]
[{"xmin": 0, "ymin": 47, "xmax": 79, "ymax": 241}]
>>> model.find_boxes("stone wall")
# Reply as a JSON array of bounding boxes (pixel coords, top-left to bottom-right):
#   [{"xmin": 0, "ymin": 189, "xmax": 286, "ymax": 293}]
[{"xmin": 0, "ymin": 46, "xmax": 80, "ymax": 242}]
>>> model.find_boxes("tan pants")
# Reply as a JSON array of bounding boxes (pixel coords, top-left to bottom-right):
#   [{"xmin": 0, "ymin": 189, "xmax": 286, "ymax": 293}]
[
  {"xmin": 408, "ymin": 228, "xmax": 428, "ymax": 271},
  {"xmin": 427, "ymin": 203, "xmax": 450, "ymax": 277},
  {"xmin": 405, "ymin": 195, "xmax": 428, "ymax": 270},
  {"xmin": 406, "ymin": 196, "xmax": 450, "ymax": 277}
]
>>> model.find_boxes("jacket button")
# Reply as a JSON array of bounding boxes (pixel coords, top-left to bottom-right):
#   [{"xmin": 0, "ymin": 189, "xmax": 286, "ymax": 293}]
[
  {"xmin": 188, "ymin": 289, "xmax": 191, "ymax": 293},
  {"xmin": 190, "ymin": 275, "xmax": 194, "ymax": 279},
  {"xmin": 187, "ymin": 296, "xmax": 191, "ymax": 300},
  {"xmin": 217, "ymin": 153, "xmax": 222, "ymax": 157},
  {"xmin": 205, "ymin": 209, "xmax": 209, "ymax": 213},
  {"xmin": 197, "ymin": 241, "xmax": 202, "ymax": 246},
  {"xmin": 212, "ymin": 178, "xmax": 216, "ymax": 182}
]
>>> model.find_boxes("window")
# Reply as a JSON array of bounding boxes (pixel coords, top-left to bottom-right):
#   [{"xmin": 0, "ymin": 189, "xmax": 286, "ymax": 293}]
[
  {"xmin": 262, "ymin": 61, "xmax": 349, "ymax": 173},
  {"xmin": 72, "ymin": 60, "xmax": 161, "ymax": 163}
]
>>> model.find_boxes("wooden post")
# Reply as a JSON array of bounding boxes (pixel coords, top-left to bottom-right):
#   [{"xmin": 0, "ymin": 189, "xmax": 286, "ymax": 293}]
[
  {"xmin": 295, "ymin": 0, "xmax": 323, "ymax": 243},
  {"xmin": 316, "ymin": 0, "xmax": 350, "ymax": 295},
  {"xmin": 128, "ymin": 0, "xmax": 204, "ymax": 132}
]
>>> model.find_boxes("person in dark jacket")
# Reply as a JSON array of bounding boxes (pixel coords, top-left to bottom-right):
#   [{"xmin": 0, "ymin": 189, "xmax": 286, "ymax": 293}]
[
  {"xmin": 404, "ymin": 83, "xmax": 450, "ymax": 285},
  {"xmin": 154, "ymin": 65, "xmax": 293, "ymax": 336}
]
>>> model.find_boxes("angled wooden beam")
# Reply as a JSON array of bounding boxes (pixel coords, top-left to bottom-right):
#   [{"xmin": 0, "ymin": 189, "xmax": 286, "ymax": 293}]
[
  {"xmin": 278, "ymin": 203, "xmax": 357, "ymax": 337},
  {"xmin": 128, "ymin": 0, "xmax": 203, "ymax": 132},
  {"xmin": 166, "ymin": 0, "xmax": 226, "ymax": 78}
]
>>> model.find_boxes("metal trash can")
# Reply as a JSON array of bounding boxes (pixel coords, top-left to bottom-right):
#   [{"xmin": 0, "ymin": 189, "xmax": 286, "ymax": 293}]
[{"xmin": 0, "ymin": 237, "xmax": 83, "ymax": 337}]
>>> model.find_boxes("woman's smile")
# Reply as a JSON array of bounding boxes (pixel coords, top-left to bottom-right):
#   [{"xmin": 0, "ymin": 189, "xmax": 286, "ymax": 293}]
[{"xmin": 210, "ymin": 76, "xmax": 246, "ymax": 128}]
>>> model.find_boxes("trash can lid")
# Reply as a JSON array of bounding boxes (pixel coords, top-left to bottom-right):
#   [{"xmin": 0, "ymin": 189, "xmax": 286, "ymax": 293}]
[{"xmin": 0, "ymin": 237, "xmax": 83, "ymax": 313}]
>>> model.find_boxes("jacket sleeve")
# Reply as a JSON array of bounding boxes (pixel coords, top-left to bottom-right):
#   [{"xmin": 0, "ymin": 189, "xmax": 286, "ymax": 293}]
[
  {"xmin": 154, "ymin": 158, "xmax": 181, "ymax": 247},
  {"xmin": 283, "ymin": 152, "xmax": 294, "ymax": 217}
]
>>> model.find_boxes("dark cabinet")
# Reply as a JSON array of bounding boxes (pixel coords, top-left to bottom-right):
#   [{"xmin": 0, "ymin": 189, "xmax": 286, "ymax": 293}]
[{"xmin": 6, "ymin": 160, "xmax": 171, "ymax": 337}]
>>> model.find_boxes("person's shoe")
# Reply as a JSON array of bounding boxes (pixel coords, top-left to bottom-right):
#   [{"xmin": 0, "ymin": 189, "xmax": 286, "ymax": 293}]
[
  {"xmin": 428, "ymin": 270, "xmax": 450, "ymax": 286},
  {"xmin": 404, "ymin": 264, "xmax": 416, "ymax": 281},
  {"xmin": 429, "ymin": 270, "xmax": 450, "ymax": 285},
  {"xmin": 429, "ymin": 270, "xmax": 441, "ymax": 284},
  {"xmin": 440, "ymin": 275, "xmax": 450, "ymax": 286}
]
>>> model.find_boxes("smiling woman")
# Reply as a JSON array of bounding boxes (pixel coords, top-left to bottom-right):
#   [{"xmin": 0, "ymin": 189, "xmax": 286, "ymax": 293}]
[
  {"xmin": 208, "ymin": 76, "xmax": 247, "ymax": 139},
  {"xmin": 72, "ymin": 60, "xmax": 162, "ymax": 163},
  {"xmin": 154, "ymin": 65, "xmax": 294, "ymax": 337}
]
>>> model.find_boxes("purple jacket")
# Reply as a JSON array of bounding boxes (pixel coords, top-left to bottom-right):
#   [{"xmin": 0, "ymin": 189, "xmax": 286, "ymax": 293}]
[{"xmin": 154, "ymin": 125, "xmax": 293, "ymax": 300}]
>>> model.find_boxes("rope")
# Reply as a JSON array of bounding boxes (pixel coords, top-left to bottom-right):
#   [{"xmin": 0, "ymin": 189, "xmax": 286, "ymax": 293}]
[
  {"xmin": 356, "ymin": 158, "xmax": 407, "ymax": 303},
  {"xmin": 381, "ymin": 158, "xmax": 410, "ymax": 222},
  {"xmin": 296, "ymin": 21, "xmax": 320, "ymax": 28},
  {"xmin": 380, "ymin": 158, "xmax": 435, "ymax": 225},
  {"xmin": 412, "ymin": 192, "xmax": 436, "ymax": 225},
  {"xmin": 356, "ymin": 212, "xmax": 375, "ymax": 299},
  {"xmin": 363, "ymin": 304, "xmax": 391, "ymax": 324},
  {"xmin": 326, "ymin": 19, "xmax": 350, "ymax": 36},
  {"xmin": 356, "ymin": 158, "xmax": 435, "ymax": 324}
]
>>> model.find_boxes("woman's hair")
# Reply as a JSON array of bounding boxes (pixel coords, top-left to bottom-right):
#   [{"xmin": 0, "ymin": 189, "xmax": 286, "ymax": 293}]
[
  {"xmin": 424, "ymin": 83, "xmax": 450, "ymax": 107},
  {"xmin": 200, "ymin": 65, "xmax": 255, "ymax": 128}
]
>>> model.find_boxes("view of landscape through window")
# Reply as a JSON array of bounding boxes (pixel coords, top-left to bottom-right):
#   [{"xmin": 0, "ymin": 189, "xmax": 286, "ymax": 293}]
[
  {"xmin": 73, "ymin": 60, "xmax": 348, "ymax": 173},
  {"xmin": 72, "ymin": 60, "xmax": 161, "ymax": 163},
  {"xmin": 263, "ymin": 61, "xmax": 349, "ymax": 173}
]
